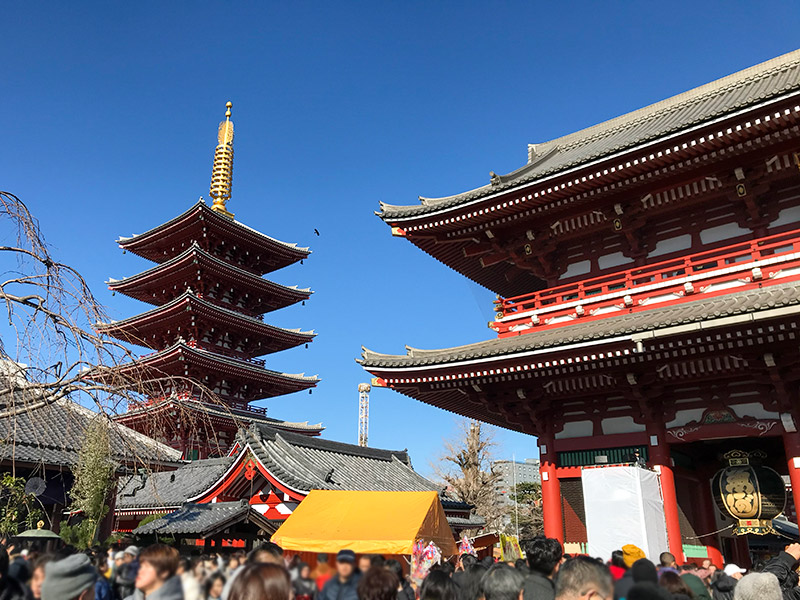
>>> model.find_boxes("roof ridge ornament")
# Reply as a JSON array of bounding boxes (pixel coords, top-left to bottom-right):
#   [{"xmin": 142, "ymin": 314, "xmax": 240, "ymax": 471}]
[{"xmin": 209, "ymin": 101, "xmax": 235, "ymax": 220}]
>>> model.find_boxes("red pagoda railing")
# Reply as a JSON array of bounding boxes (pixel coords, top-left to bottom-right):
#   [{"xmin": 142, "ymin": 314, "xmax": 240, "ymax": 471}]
[{"xmin": 492, "ymin": 227, "xmax": 800, "ymax": 337}]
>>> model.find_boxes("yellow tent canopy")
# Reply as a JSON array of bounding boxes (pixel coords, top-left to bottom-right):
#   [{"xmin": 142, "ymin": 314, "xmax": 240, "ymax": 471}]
[{"xmin": 271, "ymin": 490, "xmax": 458, "ymax": 556}]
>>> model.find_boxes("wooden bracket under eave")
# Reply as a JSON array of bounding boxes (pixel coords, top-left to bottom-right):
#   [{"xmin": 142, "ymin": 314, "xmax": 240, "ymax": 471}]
[{"xmin": 391, "ymin": 227, "xmax": 407, "ymax": 237}]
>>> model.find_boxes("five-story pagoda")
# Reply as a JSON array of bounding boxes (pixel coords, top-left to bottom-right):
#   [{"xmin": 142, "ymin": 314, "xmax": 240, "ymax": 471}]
[{"xmin": 98, "ymin": 103, "xmax": 321, "ymax": 459}]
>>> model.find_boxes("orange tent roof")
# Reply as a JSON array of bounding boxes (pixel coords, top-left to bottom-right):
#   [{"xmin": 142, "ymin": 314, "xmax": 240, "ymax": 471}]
[{"xmin": 271, "ymin": 490, "xmax": 458, "ymax": 556}]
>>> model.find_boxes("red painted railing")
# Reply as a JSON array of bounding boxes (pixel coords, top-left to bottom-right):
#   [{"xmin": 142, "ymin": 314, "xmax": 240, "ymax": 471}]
[{"xmin": 492, "ymin": 228, "xmax": 800, "ymax": 336}]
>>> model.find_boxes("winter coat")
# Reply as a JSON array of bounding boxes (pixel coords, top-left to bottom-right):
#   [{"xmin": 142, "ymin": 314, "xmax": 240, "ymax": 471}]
[
  {"xmin": 614, "ymin": 571, "xmax": 635, "ymax": 600},
  {"xmin": 522, "ymin": 572, "xmax": 555, "ymax": 600},
  {"xmin": 763, "ymin": 551, "xmax": 800, "ymax": 600},
  {"xmin": 95, "ymin": 576, "xmax": 114, "ymax": 600},
  {"xmin": 398, "ymin": 581, "xmax": 415, "ymax": 600},
  {"xmin": 318, "ymin": 574, "xmax": 360, "ymax": 600},
  {"xmin": 680, "ymin": 573, "xmax": 711, "ymax": 600},
  {"xmin": 116, "ymin": 560, "xmax": 139, "ymax": 600},
  {"xmin": 710, "ymin": 574, "xmax": 737, "ymax": 600},
  {"xmin": 0, "ymin": 576, "xmax": 27, "ymax": 600},
  {"xmin": 294, "ymin": 577, "xmax": 318, "ymax": 600},
  {"xmin": 124, "ymin": 575, "xmax": 184, "ymax": 600}
]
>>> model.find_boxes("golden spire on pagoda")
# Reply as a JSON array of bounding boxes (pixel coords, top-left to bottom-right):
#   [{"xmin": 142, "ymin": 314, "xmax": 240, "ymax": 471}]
[{"xmin": 209, "ymin": 101, "xmax": 235, "ymax": 219}]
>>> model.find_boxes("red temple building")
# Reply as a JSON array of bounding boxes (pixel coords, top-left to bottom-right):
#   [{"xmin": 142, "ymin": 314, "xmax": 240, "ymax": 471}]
[
  {"xmin": 360, "ymin": 50, "xmax": 800, "ymax": 565},
  {"xmin": 99, "ymin": 103, "xmax": 322, "ymax": 459}
]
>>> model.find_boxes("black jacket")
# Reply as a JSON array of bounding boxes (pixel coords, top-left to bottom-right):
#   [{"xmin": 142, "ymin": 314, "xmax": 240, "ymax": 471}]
[
  {"xmin": 614, "ymin": 571, "xmax": 634, "ymax": 600},
  {"xmin": 398, "ymin": 581, "xmax": 415, "ymax": 600},
  {"xmin": 710, "ymin": 574, "xmax": 737, "ymax": 600},
  {"xmin": 0, "ymin": 576, "xmax": 28, "ymax": 600},
  {"xmin": 522, "ymin": 572, "xmax": 555, "ymax": 600},
  {"xmin": 319, "ymin": 573, "xmax": 360, "ymax": 600},
  {"xmin": 763, "ymin": 551, "xmax": 800, "ymax": 600}
]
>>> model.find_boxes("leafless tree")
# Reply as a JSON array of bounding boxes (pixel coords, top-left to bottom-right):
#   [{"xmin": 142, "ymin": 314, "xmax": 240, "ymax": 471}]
[{"xmin": 434, "ymin": 419, "xmax": 504, "ymax": 532}]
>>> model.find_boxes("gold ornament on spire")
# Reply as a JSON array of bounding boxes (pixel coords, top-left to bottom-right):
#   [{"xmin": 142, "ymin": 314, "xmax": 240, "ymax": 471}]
[{"xmin": 209, "ymin": 101, "xmax": 235, "ymax": 219}]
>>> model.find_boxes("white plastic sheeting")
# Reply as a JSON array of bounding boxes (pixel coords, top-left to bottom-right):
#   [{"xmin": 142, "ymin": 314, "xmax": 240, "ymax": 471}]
[{"xmin": 582, "ymin": 466, "xmax": 669, "ymax": 562}]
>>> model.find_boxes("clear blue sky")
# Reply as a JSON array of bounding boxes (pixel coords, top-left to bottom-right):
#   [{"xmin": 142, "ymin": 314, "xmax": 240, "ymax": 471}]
[{"xmin": 3, "ymin": 2, "xmax": 799, "ymax": 477}]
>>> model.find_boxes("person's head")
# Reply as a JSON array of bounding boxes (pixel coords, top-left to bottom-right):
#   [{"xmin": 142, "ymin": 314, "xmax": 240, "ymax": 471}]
[
  {"xmin": 733, "ymin": 572, "xmax": 781, "ymax": 600},
  {"xmin": 385, "ymin": 559, "xmax": 405, "ymax": 583},
  {"xmin": 480, "ymin": 563, "xmax": 524, "ymax": 600},
  {"xmin": 371, "ymin": 555, "xmax": 386, "ymax": 569},
  {"xmin": 525, "ymin": 536, "xmax": 563, "ymax": 578},
  {"xmin": 41, "ymin": 554, "xmax": 97, "ymax": 600},
  {"xmin": 420, "ymin": 569, "xmax": 459, "ymax": 600},
  {"xmin": 299, "ymin": 562, "xmax": 311, "ymax": 579},
  {"xmin": 205, "ymin": 572, "xmax": 226, "ymax": 600},
  {"xmin": 248, "ymin": 542, "xmax": 284, "ymax": 565},
  {"xmin": 438, "ymin": 561, "xmax": 454, "ymax": 577},
  {"xmin": 680, "ymin": 562, "xmax": 697, "ymax": 572},
  {"xmin": 228, "ymin": 555, "xmax": 240, "ymax": 571},
  {"xmin": 177, "ymin": 557, "xmax": 191, "ymax": 576},
  {"xmin": 135, "ymin": 544, "xmax": 180, "ymax": 595},
  {"xmin": 630, "ymin": 559, "xmax": 658, "ymax": 584},
  {"xmin": 358, "ymin": 567, "xmax": 399, "ymax": 600},
  {"xmin": 723, "ymin": 564, "xmax": 746, "ymax": 581},
  {"xmin": 336, "ymin": 550, "xmax": 356, "ymax": 579},
  {"xmin": 30, "ymin": 555, "xmax": 54, "ymax": 600},
  {"xmin": 359, "ymin": 556, "xmax": 373, "ymax": 573},
  {"xmin": 228, "ymin": 563, "xmax": 291, "ymax": 600},
  {"xmin": 460, "ymin": 554, "xmax": 478, "ymax": 571},
  {"xmin": 462, "ymin": 565, "xmax": 488, "ymax": 600},
  {"xmin": 610, "ymin": 551, "xmax": 626, "ymax": 571},
  {"xmin": 123, "ymin": 545, "xmax": 139, "ymax": 562},
  {"xmin": 658, "ymin": 552, "xmax": 676, "ymax": 568},
  {"xmin": 553, "ymin": 556, "xmax": 613, "ymax": 600},
  {"xmin": 626, "ymin": 582, "xmax": 671, "ymax": 600},
  {"xmin": 621, "ymin": 545, "xmax": 646, "ymax": 569},
  {"xmin": 658, "ymin": 571, "xmax": 692, "ymax": 597},
  {"xmin": 701, "ymin": 559, "xmax": 711, "ymax": 570}
]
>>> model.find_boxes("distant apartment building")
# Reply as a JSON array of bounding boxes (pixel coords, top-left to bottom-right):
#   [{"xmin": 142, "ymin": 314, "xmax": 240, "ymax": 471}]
[{"xmin": 493, "ymin": 458, "xmax": 541, "ymax": 505}]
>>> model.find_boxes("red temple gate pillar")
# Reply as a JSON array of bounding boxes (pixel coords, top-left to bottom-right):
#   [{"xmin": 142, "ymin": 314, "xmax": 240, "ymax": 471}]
[
  {"xmin": 696, "ymin": 470, "xmax": 725, "ymax": 568},
  {"xmin": 649, "ymin": 433, "xmax": 684, "ymax": 563},
  {"xmin": 783, "ymin": 430, "xmax": 800, "ymax": 522},
  {"xmin": 539, "ymin": 438, "xmax": 564, "ymax": 543}
]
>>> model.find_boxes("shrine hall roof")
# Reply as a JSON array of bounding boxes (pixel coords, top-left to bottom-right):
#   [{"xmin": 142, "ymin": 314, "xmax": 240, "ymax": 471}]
[
  {"xmin": 0, "ymin": 394, "xmax": 182, "ymax": 469},
  {"xmin": 133, "ymin": 500, "xmax": 279, "ymax": 537},
  {"xmin": 117, "ymin": 456, "xmax": 234, "ymax": 510},
  {"xmin": 380, "ymin": 49, "xmax": 800, "ymax": 220},
  {"xmin": 360, "ymin": 277, "xmax": 800, "ymax": 370},
  {"xmin": 241, "ymin": 423, "xmax": 442, "ymax": 494}
]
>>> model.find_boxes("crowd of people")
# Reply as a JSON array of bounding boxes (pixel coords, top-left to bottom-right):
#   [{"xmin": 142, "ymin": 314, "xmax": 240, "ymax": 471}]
[{"xmin": 0, "ymin": 536, "xmax": 799, "ymax": 600}]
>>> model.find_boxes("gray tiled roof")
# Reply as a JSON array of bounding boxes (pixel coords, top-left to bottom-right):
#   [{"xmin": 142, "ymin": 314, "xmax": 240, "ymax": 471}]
[
  {"xmin": 360, "ymin": 278, "xmax": 800, "ymax": 369},
  {"xmin": 446, "ymin": 514, "xmax": 487, "ymax": 529},
  {"xmin": 133, "ymin": 500, "xmax": 278, "ymax": 537},
  {"xmin": 117, "ymin": 456, "xmax": 234, "ymax": 509},
  {"xmin": 243, "ymin": 424, "xmax": 441, "ymax": 494},
  {"xmin": 0, "ymin": 395, "xmax": 181, "ymax": 468},
  {"xmin": 380, "ymin": 49, "xmax": 800, "ymax": 220}
]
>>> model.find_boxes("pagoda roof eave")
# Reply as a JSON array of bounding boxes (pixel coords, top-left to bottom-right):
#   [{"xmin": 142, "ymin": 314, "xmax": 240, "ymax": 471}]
[
  {"xmin": 96, "ymin": 342, "xmax": 319, "ymax": 399},
  {"xmin": 117, "ymin": 200, "xmax": 310, "ymax": 267},
  {"xmin": 107, "ymin": 243, "xmax": 312, "ymax": 310},
  {"xmin": 96, "ymin": 291, "xmax": 315, "ymax": 352},
  {"xmin": 113, "ymin": 397, "xmax": 324, "ymax": 435},
  {"xmin": 359, "ymin": 277, "xmax": 800, "ymax": 372},
  {"xmin": 379, "ymin": 49, "xmax": 800, "ymax": 221}
]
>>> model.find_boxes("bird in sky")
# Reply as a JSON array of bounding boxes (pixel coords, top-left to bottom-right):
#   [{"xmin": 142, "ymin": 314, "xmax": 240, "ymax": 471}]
[{"xmin": 314, "ymin": 229, "xmax": 320, "ymax": 236}]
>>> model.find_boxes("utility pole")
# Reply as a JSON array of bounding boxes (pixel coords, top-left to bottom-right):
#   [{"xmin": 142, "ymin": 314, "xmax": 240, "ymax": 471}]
[{"xmin": 358, "ymin": 383, "xmax": 371, "ymax": 447}]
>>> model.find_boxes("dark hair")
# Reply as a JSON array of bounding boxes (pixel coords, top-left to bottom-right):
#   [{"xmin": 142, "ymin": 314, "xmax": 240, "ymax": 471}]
[
  {"xmin": 480, "ymin": 563, "xmax": 524, "ymax": 600},
  {"xmin": 247, "ymin": 542, "xmax": 284, "ymax": 564},
  {"xmin": 0, "ymin": 545, "xmax": 9, "ymax": 578},
  {"xmin": 658, "ymin": 571, "xmax": 694, "ymax": 598},
  {"xmin": 610, "ymin": 550, "xmax": 627, "ymax": 570},
  {"xmin": 627, "ymin": 582, "xmax": 672, "ymax": 600},
  {"xmin": 370, "ymin": 555, "xmax": 386, "ymax": 568},
  {"xmin": 205, "ymin": 572, "xmax": 227, "ymax": 598},
  {"xmin": 385, "ymin": 559, "xmax": 405, "ymax": 580},
  {"xmin": 178, "ymin": 558, "xmax": 192, "ymax": 573},
  {"xmin": 420, "ymin": 569, "xmax": 458, "ymax": 600},
  {"xmin": 358, "ymin": 566, "xmax": 399, "ymax": 600},
  {"xmin": 460, "ymin": 554, "xmax": 478, "ymax": 570},
  {"xmin": 525, "ymin": 536, "xmax": 562, "ymax": 577},
  {"xmin": 461, "ymin": 565, "xmax": 488, "ymax": 600},
  {"xmin": 439, "ymin": 562, "xmax": 454, "ymax": 576},
  {"xmin": 228, "ymin": 563, "xmax": 291, "ymax": 600},
  {"xmin": 139, "ymin": 544, "xmax": 180, "ymax": 579},
  {"xmin": 317, "ymin": 553, "xmax": 329, "ymax": 563},
  {"xmin": 554, "ymin": 557, "xmax": 612, "ymax": 599},
  {"xmin": 659, "ymin": 552, "xmax": 676, "ymax": 568}
]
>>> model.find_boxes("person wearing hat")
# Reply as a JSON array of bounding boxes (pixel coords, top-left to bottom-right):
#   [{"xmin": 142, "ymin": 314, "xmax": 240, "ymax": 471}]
[
  {"xmin": 115, "ymin": 546, "xmax": 140, "ymax": 600},
  {"xmin": 710, "ymin": 564, "xmax": 745, "ymax": 600},
  {"xmin": 762, "ymin": 542, "xmax": 800, "ymax": 600},
  {"xmin": 318, "ymin": 550, "xmax": 360, "ymax": 600},
  {"xmin": 41, "ymin": 554, "xmax": 97, "ymax": 600}
]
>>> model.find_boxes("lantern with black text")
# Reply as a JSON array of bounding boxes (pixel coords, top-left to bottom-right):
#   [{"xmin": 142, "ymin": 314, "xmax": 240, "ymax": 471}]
[{"xmin": 712, "ymin": 450, "xmax": 786, "ymax": 535}]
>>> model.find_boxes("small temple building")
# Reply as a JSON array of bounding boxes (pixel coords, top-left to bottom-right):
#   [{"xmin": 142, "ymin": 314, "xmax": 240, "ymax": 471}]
[
  {"xmin": 98, "ymin": 102, "xmax": 322, "ymax": 459},
  {"xmin": 360, "ymin": 50, "xmax": 800, "ymax": 565}
]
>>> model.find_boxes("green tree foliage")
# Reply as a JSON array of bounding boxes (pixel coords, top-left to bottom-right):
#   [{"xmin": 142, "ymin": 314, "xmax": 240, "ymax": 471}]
[
  {"xmin": 507, "ymin": 481, "xmax": 543, "ymax": 540},
  {"xmin": 62, "ymin": 416, "xmax": 116, "ymax": 548},
  {"xmin": 0, "ymin": 474, "xmax": 42, "ymax": 537}
]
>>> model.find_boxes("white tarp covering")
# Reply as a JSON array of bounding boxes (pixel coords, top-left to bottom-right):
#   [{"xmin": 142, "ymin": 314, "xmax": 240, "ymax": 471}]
[{"xmin": 582, "ymin": 465, "xmax": 669, "ymax": 562}]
